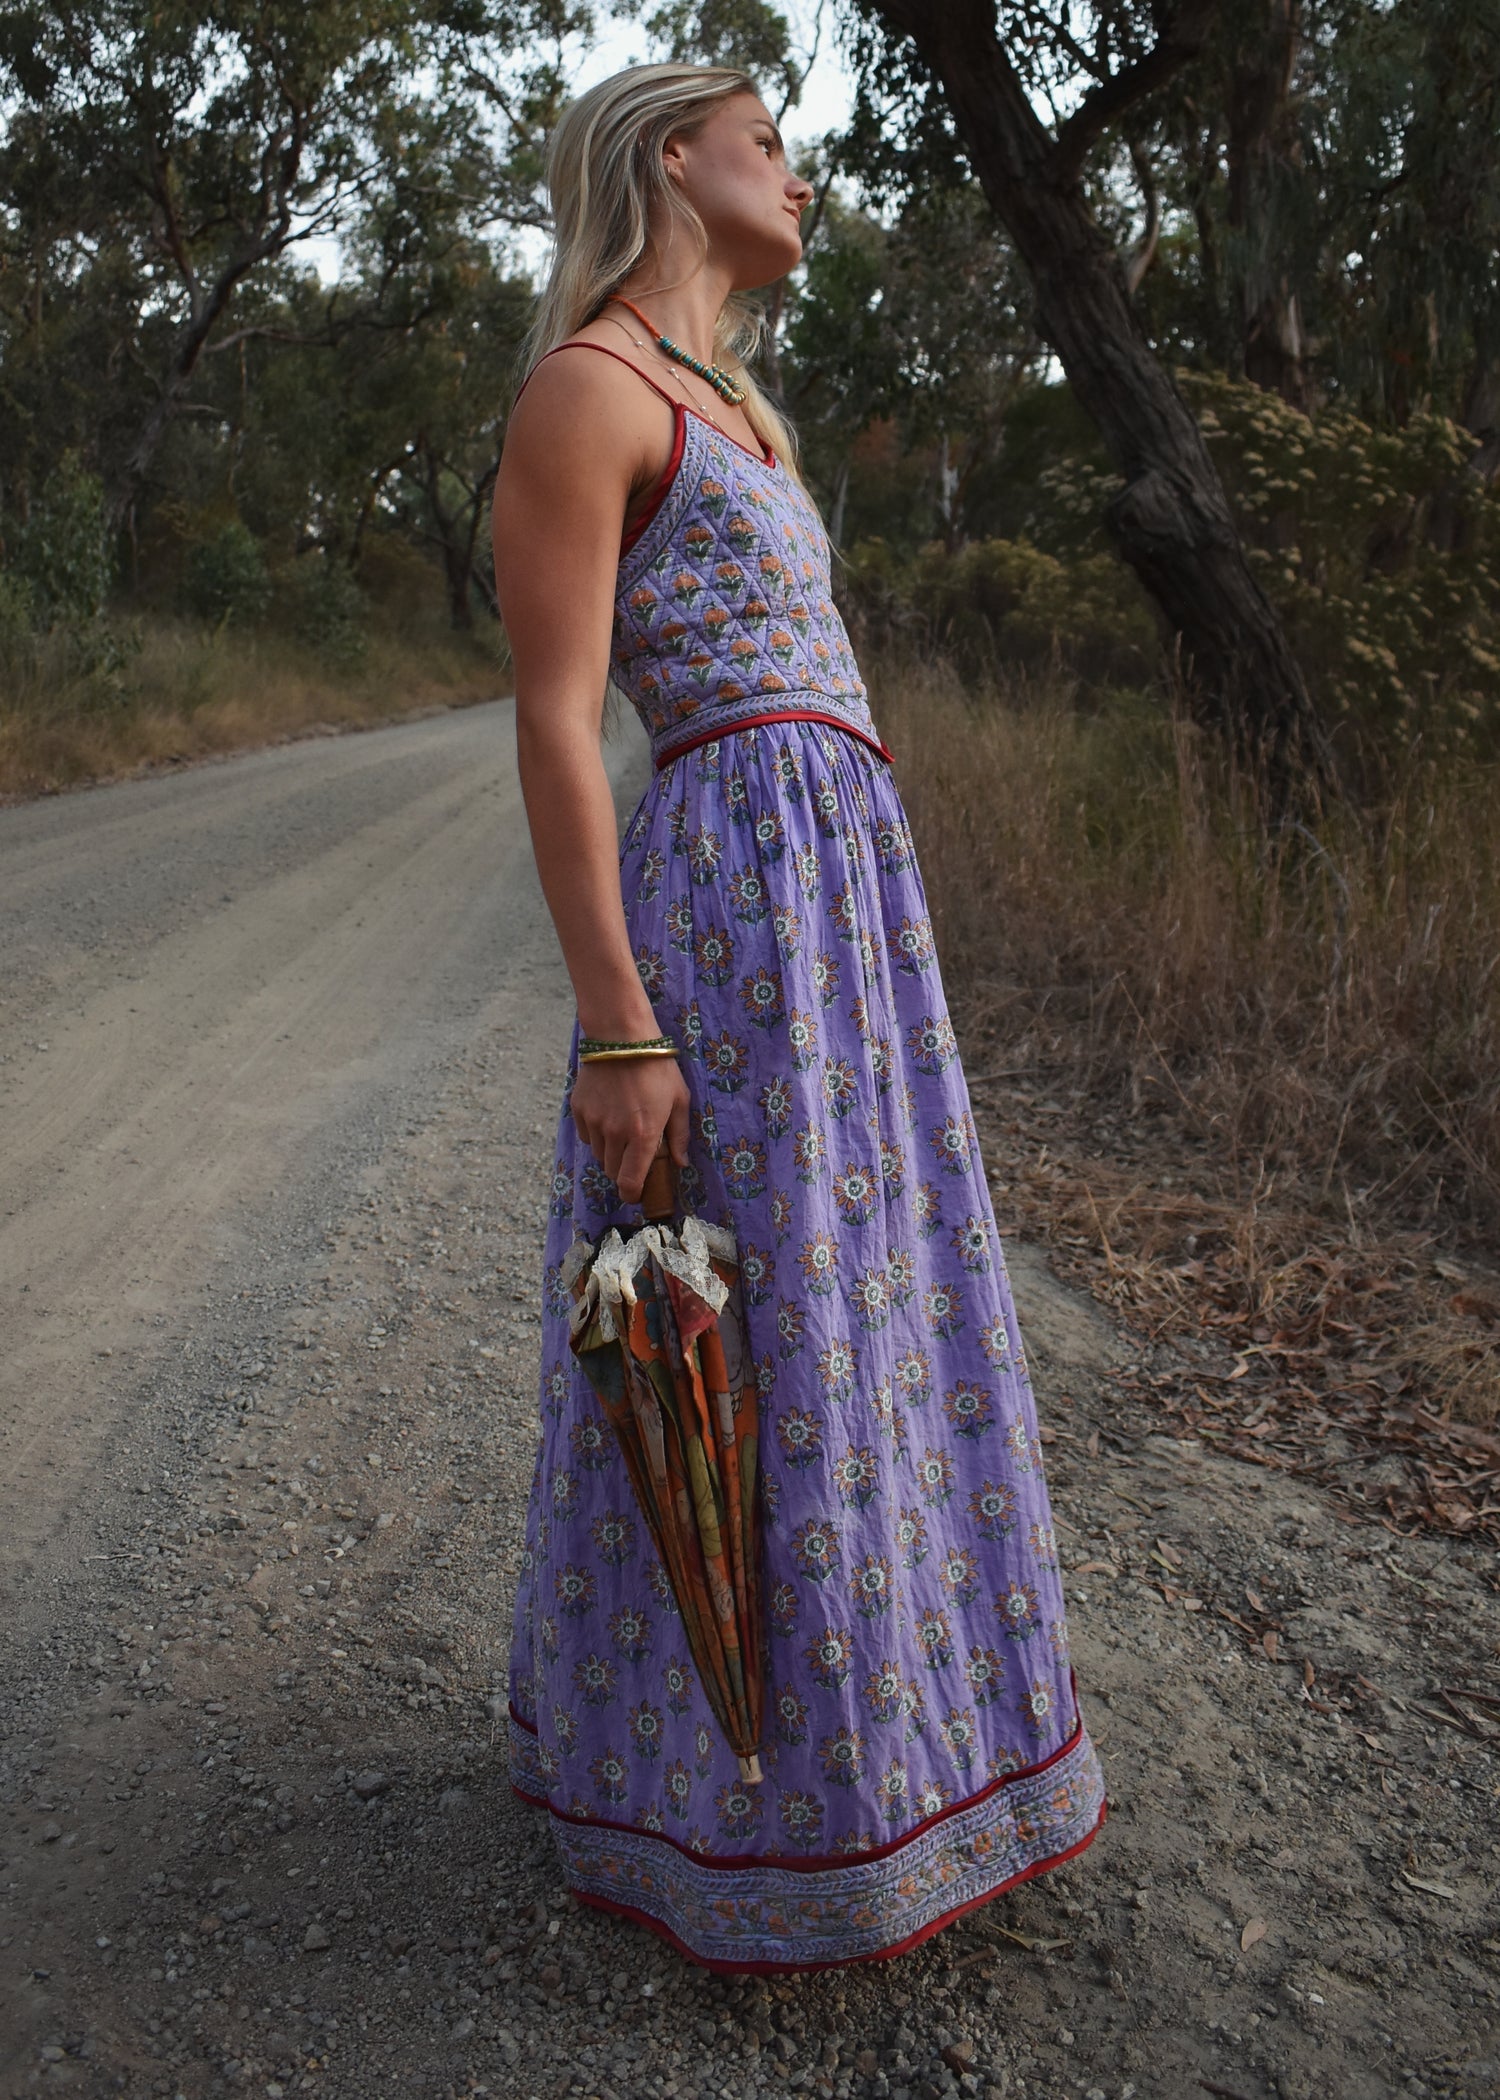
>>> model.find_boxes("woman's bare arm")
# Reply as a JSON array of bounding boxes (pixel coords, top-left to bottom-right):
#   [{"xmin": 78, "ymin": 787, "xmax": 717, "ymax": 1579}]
[{"xmin": 491, "ymin": 350, "xmax": 690, "ymax": 1205}]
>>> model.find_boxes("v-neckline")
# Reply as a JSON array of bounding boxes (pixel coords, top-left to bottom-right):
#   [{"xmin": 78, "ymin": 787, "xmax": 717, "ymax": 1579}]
[{"xmin": 683, "ymin": 403, "xmax": 777, "ymax": 472}]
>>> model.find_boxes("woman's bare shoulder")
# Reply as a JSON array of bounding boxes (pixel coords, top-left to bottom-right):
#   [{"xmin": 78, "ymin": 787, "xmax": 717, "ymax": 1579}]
[{"xmin": 506, "ymin": 336, "xmax": 667, "ymax": 460}]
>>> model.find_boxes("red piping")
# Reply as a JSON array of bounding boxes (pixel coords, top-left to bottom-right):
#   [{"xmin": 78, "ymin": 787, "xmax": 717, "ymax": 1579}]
[
  {"xmin": 622, "ymin": 404, "xmax": 687, "ymax": 555},
  {"xmin": 507, "ymin": 1666, "xmax": 1091, "ymax": 1874},
  {"xmin": 654, "ymin": 709, "xmax": 895, "ymax": 771},
  {"xmin": 561, "ymin": 1803, "xmax": 1108, "ymax": 1975}
]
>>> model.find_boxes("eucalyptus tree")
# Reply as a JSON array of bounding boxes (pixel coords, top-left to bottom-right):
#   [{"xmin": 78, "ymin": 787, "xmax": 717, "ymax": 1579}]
[
  {"xmin": 843, "ymin": 0, "xmax": 1338, "ymax": 793},
  {"xmin": 0, "ymin": 1, "xmax": 594, "ymax": 535},
  {"xmin": 785, "ymin": 180, "xmax": 1037, "ymax": 549}
]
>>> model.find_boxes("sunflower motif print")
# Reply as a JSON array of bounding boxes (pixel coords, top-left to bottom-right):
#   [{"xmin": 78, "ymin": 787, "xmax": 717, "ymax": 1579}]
[{"xmin": 507, "ymin": 389, "xmax": 1106, "ymax": 1973}]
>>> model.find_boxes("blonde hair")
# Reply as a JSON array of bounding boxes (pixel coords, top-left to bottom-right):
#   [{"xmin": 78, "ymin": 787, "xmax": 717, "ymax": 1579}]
[{"xmin": 520, "ymin": 61, "xmax": 804, "ymax": 486}]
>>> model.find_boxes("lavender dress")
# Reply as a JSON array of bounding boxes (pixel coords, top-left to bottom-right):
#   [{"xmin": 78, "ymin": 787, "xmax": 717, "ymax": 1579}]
[{"xmin": 507, "ymin": 348, "xmax": 1107, "ymax": 1971}]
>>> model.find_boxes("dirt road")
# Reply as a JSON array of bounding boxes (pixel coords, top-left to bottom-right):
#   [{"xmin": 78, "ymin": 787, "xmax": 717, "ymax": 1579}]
[
  {"xmin": 1, "ymin": 710, "xmax": 1496, "ymax": 2100},
  {"xmin": 0, "ymin": 703, "xmax": 606, "ymax": 1588}
]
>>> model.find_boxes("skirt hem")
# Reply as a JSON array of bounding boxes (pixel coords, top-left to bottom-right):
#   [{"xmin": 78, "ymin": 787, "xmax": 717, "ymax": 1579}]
[
  {"xmin": 507, "ymin": 1674, "xmax": 1108, "ymax": 1970},
  {"xmin": 511, "ymin": 1781, "xmax": 1107, "ymax": 1975}
]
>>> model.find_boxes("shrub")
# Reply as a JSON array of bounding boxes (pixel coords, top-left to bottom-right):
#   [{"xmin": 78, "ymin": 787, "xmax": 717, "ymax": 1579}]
[
  {"xmin": 9, "ymin": 454, "xmax": 112, "ymax": 631},
  {"xmin": 839, "ymin": 531, "xmax": 1154, "ymax": 688},
  {"xmin": 182, "ymin": 522, "xmax": 272, "ymax": 627},
  {"xmin": 273, "ymin": 554, "xmax": 370, "ymax": 670},
  {"xmin": 1031, "ymin": 371, "xmax": 1500, "ymax": 756}
]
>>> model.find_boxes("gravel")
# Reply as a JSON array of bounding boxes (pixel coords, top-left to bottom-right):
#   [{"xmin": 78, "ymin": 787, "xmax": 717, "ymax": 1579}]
[{"xmin": 2, "ymin": 712, "xmax": 1497, "ymax": 2098}]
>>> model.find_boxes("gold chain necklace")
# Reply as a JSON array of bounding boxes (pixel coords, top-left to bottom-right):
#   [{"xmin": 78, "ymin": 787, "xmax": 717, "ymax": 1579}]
[{"xmin": 599, "ymin": 309, "xmax": 740, "ymax": 441}]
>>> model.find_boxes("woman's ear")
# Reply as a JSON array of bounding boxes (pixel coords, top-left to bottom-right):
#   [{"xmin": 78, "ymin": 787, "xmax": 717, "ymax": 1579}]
[{"xmin": 660, "ymin": 133, "xmax": 688, "ymax": 187}]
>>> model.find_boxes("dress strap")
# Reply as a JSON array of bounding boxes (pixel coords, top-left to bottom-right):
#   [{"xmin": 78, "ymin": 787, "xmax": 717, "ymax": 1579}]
[{"xmin": 514, "ymin": 339, "xmax": 683, "ymax": 412}]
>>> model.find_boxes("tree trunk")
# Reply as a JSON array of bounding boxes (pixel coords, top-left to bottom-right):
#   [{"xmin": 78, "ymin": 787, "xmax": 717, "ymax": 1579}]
[
  {"xmin": 865, "ymin": 0, "xmax": 1337, "ymax": 798},
  {"xmin": 827, "ymin": 454, "xmax": 852, "ymax": 549},
  {"xmin": 1224, "ymin": 0, "xmax": 1312, "ymax": 410}
]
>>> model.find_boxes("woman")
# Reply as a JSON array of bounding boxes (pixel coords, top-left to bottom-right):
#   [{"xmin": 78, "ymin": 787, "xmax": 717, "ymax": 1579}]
[{"xmin": 490, "ymin": 59, "xmax": 1107, "ymax": 1973}]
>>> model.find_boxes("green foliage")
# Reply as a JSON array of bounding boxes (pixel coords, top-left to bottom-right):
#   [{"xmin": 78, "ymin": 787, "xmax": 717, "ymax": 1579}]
[
  {"xmin": 276, "ymin": 555, "xmax": 370, "ymax": 671},
  {"xmin": 1031, "ymin": 370, "xmax": 1500, "ymax": 751},
  {"xmin": 1187, "ymin": 372, "xmax": 1500, "ymax": 748},
  {"xmin": 182, "ymin": 523, "xmax": 273, "ymax": 629},
  {"xmin": 840, "ymin": 531, "xmax": 1155, "ymax": 688},
  {"xmin": 616, "ymin": 0, "xmax": 801, "ymax": 86},
  {"xmin": 10, "ymin": 454, "xmax": 112, "ymax": 630}
]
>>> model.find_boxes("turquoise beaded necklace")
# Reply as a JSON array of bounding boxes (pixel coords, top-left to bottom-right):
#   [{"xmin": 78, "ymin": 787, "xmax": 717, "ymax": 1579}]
[{"xmin": 606, "ymin": 294, "xmax": 748, "ymax": 406}]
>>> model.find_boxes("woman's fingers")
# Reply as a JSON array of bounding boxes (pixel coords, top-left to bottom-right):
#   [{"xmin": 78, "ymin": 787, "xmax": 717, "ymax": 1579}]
[
  {"xmin": 666, "ymin": 1080, "xmax": 691, "ymax": 1170},
  {"xmin": 569, "ymin": 1057, "xmax": 687, "ymax": 1203},
  {"xmin": 614, "ymin": 1125, "xmax": 660, "ymax": 1205}
]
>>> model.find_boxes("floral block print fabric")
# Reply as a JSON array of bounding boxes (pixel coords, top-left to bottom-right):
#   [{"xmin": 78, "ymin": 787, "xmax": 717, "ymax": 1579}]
[
  {"xmin": 508, "ymin": 411, "xmax": 1106, "ymax": 1972},
  {"xmin": 609, "ymin": 409, "xmax": 889, "ymax": 766}
]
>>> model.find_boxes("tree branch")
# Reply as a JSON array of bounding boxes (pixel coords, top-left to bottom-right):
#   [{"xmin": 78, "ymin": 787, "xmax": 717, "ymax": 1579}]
[
  {"xmin": 1122, "ymin": 137, "xmax": 1161, "ymax": 294},
  {"xmin": 1054, "ymin": 0, "xmax": 1221, "ymax": 181}
]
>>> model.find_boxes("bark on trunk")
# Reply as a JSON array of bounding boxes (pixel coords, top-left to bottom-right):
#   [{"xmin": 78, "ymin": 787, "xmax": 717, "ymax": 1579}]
[
  {"xmin": 1224, "ymin": 0, "xmax": 1312, "ymax": 410},
  {"xmin": 866, "ymin": 0, "xmax": 1337, "ymax": 799}
]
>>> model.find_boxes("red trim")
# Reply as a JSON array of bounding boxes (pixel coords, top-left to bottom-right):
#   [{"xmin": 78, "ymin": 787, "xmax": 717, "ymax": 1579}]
[
  {"xmin": 555, "ymin": 1803, "xmax": 1108, "ymax": 1976},
  {"xmin": 621, "ymin": 403, "xmax": 687, "ymax": 555},
  {"xmin": 516, "ymin": 341, "xmax": 776, "ymax": 468},
  {"xmin": 515, "ymin": 339, "xmax": 679, "ymax": 413},
  {"xmin": 508, "ymin": 1670, "xmax": 1092, "ymax": 1874},
  {"xmin": 655, "ymin": 709, "xmax": 895, "ymax": 772}
]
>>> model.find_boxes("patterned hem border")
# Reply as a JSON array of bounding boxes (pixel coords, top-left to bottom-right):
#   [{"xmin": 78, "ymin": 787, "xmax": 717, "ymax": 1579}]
[
  {"xmin": 565, "ymin": 1805, "xmax": 1108, "ymax": 1976},
  {"xmin": 508, "ymin": 1668, "xmax": 1094, "ymax": 1876},
  {"xmin": 507, "ymin": 1674, "xmax": 1108, "ymax": 1968}
]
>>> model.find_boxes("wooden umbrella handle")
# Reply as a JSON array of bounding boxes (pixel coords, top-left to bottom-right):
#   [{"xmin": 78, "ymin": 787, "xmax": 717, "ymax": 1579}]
[{"xmin": 641, "ymin": 1142, "xmax": 677, "ymax": 1223}]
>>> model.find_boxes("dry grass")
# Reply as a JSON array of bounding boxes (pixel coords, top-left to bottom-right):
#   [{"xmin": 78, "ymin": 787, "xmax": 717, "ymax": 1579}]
[
  {"xmin": 0, "ymin": 613, "xmax": 505, "ymax": 801},
  {"xmin": 873, "ymin": 648, "xmax": 1500, "ymax": 1435}
]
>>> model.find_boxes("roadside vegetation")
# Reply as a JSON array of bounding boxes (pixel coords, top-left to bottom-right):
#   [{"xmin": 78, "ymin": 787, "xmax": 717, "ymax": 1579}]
[
  {"xmin": 876, "ymin": 650, "xmax": 1500, "ymax": 1476},
  {"xmin": 3, "ymin": 4, "xmax": 1496, "ymax": 1472}
]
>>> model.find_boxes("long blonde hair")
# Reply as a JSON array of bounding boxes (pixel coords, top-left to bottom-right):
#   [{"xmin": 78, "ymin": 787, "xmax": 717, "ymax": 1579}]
[{"xmin": 521, "ymin": 61, "xmax": 804, "ymax": 486}]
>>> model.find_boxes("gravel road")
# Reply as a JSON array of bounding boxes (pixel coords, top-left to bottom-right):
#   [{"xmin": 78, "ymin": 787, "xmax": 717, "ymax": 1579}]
[{"xmin": 2, "ymin": 709, "xmax": 1496, "ymax": 2100}]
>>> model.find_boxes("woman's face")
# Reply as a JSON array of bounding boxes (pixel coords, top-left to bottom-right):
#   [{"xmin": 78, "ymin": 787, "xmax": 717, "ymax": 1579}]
[{"xmin": 663, "ymin": 93, "xmax": 817, "ymax": 288}]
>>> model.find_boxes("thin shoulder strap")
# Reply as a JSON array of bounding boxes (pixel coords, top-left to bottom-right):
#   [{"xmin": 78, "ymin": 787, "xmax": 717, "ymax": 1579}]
[{"xmin": 513, "ymin": 339, "xmax": 682, "ymax": 412}]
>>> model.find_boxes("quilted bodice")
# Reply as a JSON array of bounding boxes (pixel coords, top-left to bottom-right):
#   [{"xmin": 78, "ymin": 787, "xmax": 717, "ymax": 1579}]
[{"xmin": 608, "ymin": 408, "xmax": 889, "ymax": 767}]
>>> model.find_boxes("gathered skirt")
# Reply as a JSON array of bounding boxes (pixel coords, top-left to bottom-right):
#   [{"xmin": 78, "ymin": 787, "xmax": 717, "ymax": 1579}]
[{"xmin": 508, "ymin": 720, "xmax": 1107, "ymax": 1971}]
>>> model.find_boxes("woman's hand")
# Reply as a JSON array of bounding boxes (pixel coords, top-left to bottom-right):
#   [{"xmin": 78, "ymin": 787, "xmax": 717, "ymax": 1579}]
[{"xmin": 569, "ymin": 1055, "xmax": 692, "ymax": 1206}]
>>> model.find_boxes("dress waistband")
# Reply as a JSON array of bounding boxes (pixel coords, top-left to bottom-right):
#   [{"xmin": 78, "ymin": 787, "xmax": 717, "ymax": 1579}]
[{"xmin": 653, "ymin": 706, "xmax": 894, "ymax": 773}]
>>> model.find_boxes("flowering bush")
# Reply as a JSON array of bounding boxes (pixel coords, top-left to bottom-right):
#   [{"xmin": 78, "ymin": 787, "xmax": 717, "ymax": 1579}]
[{"xmin": 1034, "ymin": 371, "xmax": 1500, "ymax": 751}]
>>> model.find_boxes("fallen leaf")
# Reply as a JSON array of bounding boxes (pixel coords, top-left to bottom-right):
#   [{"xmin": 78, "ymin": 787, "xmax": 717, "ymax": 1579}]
[
  {"xmin": 1450, "ymin": 1292, "xmax": 1498, "ymax": 1326},
  {"xmin": 1086, "ymin": 1429, "xmax": 1100, "ymax": 1457},
  {"xmin": 1160, "ymin": 1582, "xmax": 1180, "ymax": 1603},
  {"xmin": 1069, "ymin": 1559, "xmax": 1118, "ymax": 1578},
  {"xmin": 1182, "ymin": 1596, "xmax": 1204, "ymax": 1611},
  {"xmin": 1240, "ymin": 1917, "xmax": 1268, "ymax": 1951},
  {"xmin": 1398, "ymin": 1871, "xmax": 1458, "ymax": 1900},
  {"xmin": 1245, "ymin": 1587, "xmax": 1266, "ymax": 1612},
  {"xmin": 1155, "ymin": 1538, "xmax": 1183, "ymax": 1567},
  {"xmin": 1261, "ymin": 1630, "xmax": 1280, "ymax": 1661},
  {"xmin": 1302, "ymin": 1657, "xmax": 1316, "ymax": 1688}
]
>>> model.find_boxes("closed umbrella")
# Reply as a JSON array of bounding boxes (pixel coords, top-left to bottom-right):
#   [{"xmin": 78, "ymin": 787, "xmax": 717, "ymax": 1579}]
[{"xmin": 561, "ymin": 1149, "xmax": 766, "ymax": 1783}]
